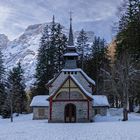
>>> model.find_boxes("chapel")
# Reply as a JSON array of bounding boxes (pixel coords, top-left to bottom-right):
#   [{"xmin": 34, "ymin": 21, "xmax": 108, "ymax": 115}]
[{"xmin": 30, "ymin": 16, "xmax": 109, "ymax": 123}]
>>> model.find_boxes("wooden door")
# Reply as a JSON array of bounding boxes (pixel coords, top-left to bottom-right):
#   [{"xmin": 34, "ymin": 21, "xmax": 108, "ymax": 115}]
[{"xmin": 65, "ymin": 104, "xmax": 76, "ymax": 123}]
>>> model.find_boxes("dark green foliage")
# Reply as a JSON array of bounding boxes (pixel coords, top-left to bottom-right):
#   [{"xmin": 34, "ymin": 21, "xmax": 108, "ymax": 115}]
[
  {"xmin": 48, "ymin": 18, "xmax": 57, "ymax": 78},
  {"xmin": 84, "ymin": 36, "xmax": 110, "ymax": 94},
  {"xmin": 1, "ymin": 94, "xmax": 11, "ymax": 118},
  {"xmin": 110, "ymin": 0, "xmax": 140, "ymax": 118},
  {"xmin": 35, "ymin": 25, "xmax": 50, "ymax": 95},
  {"xmin": 35, "ymin": 18, "xmax": 67, "ymax": 95},
  {"xmin": 7, "ymin": 62, "xmax": 26, "ymax": 116},
  {"xmin": 76, "ymin": 29, "xmax": 88, "ymax": 69},
  {"xmin": 0, "ymin": 83, "xmax": 6, "ymax": 114},
  {"xmin": 116, "ymin": 0, "xmax": 140, "ymax": 91},
  {"xmin": 116, "ymin": 0, "xmax": 140, "ymax": 60},
  {"xmin": 2, "ymin": 62, "xmax": 26, "ymax": 118},
  {"xmin": 55, "ymin": 24, "xmax": 67, "ymax": 72},
  {"xmin": 49, "ymin": 22, "xmax": 67, "ymax": 75},
  {"xmin": 0, "ymin": 50, "xmax": 6, "ymax": 114}
]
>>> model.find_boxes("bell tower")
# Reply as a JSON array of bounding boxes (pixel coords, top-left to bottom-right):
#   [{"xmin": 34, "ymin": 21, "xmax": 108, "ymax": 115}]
[{"xmin": 64, "ymin": 12, "xmax": 79, "ymax": 69}]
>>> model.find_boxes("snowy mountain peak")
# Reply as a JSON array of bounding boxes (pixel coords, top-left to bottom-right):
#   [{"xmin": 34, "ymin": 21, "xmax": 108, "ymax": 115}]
[
  {"xmin": 1, "ymin": 23, "xmax": 94, "ymax": 90},
  {"xmin": 2, "ymin": 24, "xmax": 45, "ymax": 90}
]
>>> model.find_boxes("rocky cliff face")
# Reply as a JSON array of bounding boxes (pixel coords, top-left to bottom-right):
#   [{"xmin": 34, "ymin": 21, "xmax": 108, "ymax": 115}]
[
  {"xmin": 0, "ymin": 23, "xmax": 94, "ymax": 90},
  {"xmin": 1, "ymin": 23, "xmax": 45, "ymax": 89}
]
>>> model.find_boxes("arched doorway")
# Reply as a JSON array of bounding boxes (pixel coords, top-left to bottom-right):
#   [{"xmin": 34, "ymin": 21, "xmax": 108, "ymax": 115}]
[{"xmin": 65, "ymin": 103, "xmax": 76, "ymax": 123}]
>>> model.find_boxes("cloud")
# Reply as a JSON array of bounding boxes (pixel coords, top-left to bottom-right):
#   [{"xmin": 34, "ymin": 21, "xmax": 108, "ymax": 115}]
[
  {"xmin": 0, "ymin": 6, "xmax": 11, "ymax": 28},
  {"xmin": 0, "ymin": 0, "xmax": 123, "ymax": 42}
]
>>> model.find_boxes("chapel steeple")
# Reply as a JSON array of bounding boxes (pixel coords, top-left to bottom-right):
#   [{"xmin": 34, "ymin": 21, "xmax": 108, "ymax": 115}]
[
  {"xmin": 68, "ymin": 12, "xmax": 74, "ymax": 46},
  {"xmin": 63, "ymin": 13, "xmax": 79, "ymax": 69}
]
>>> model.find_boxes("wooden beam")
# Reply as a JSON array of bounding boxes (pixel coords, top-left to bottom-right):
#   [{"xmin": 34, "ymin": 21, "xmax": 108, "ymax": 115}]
[
  {"xmin": 87, "ymin": 100, "xmax": 89, "ymax": 120},
  {"xmin": 49, "ymin": 97, "xmax": 52, "ymax": 120},
  {"xmin": 61, "ymin": 87, "xmax": 78, "ymax": 89},
  {"xmin": 52, "ymin": 99, "xmax": 88, "ymax": 102},
  {"xmin": 68, "ymin": 76, "xmax": 71, "ymax": 99}
]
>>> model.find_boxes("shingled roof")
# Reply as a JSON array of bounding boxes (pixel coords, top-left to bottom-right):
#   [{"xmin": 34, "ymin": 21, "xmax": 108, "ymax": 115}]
[
  {"xmin": 47, "ymin": 68, "xmax": 95, "ymax": 87},
  {"xmin": 48, "ymin": 74, "xmax": 93, "ymax": 100}
]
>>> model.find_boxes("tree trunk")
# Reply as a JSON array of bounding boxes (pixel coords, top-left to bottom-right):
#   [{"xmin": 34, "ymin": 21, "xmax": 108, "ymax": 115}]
[
  {"xmin": 129, "ymin": 98, "xmax": 134, "ymax": 112},
  {"xmin": 123, "ymin": 109, "xmax": 128, "ymax": 121},
  {"xmin": 122, "ymin": 51, "xmax": 129, "ymax": 121},
  {"xmin": 116, "ymin": 96, "xmax": 119, "ymax": 108}
]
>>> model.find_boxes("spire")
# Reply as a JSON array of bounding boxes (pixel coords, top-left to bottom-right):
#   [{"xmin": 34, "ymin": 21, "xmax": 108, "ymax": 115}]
[
  {"xmin": 68, "ymin": 11, "xmax": 74, "ymax": 46},
  {"xmin": 52, "ymin": 15, "xmax": 55, "ymax": 24}
]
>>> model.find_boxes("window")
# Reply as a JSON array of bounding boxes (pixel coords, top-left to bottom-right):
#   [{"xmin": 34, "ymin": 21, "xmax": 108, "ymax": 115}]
[
  {"xmin": 38, "ymin": 108, "xmax": 45, "ymax": 116},
  {"xmin": 94, "ymin": 109, "xmax": 100, "ymax": 115},
  {"xmin": 64, "ymin": 71, "xmax": 77, "ymax": 75},
  {"xmin": 95, "ymin": 109, "xmax": 98, "ymax": 115}
]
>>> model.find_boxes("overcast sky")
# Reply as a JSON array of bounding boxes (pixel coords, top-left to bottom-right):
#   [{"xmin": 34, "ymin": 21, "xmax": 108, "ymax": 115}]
[{"xmin": 0, "ymin": 0, "xmax": 123, "ymax": 42}]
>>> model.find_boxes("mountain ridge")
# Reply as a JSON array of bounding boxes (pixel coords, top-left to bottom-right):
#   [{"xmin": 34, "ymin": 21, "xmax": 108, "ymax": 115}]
[{"xmin": 0, "ymin": 23, "xmax": 94, "ymax": 90}]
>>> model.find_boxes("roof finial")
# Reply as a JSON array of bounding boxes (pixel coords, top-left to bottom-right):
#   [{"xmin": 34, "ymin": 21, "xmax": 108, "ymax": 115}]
[
  {"xmin": 70, "ymin": 11, "xmax": 72, "ymax": 24},
  {"xmin": 52, "ymin": 15, "xmax": 55, "ymax": 23},
  {"xmin": 68, "ymin": 11, "xmax": 74, "ymax": 46}
]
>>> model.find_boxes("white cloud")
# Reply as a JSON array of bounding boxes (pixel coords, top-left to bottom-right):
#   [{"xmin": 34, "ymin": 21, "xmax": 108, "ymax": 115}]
[
  {"xmin": 0, "ymin": 0, "xmax": 123, "ymax": 41},
  {"xmin": 0, "ymin": 6, "xmax": 11, "ymax": 28}
]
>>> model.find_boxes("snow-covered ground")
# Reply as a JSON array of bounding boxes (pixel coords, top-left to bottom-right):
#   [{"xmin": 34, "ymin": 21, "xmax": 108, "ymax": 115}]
[{"xmin": 1, "ymin": 109, "xmax": 140, "ymax": 140}]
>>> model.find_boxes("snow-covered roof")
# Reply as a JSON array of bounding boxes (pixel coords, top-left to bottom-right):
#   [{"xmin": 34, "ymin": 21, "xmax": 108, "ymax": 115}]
[
  {"xmin": 62, "ymin": 68, "xmax": 95, "ymax": 85},
  {"xmin": 67, "ymin": 45, "xmax": 75, "ymax": 48},
  {"xmin": 80, "ymin": 69, "xmax": 96, "ymax": 85},
  {"xmin": 93, "ymin": 95, "xmax": 109, "ymax": 107},
  {"xmin": 48, "ymin": 74, "xmax": 93, "ymax": 100},
  {"xmin": 48, "ymin": 69, "xmax": 95, "ymax": 90},
  {"xmin": 30, "ymin": 95, "xmax": 109, "ymax": 108},
  {"xmin": 47, "ymin": 68, "xmax": 95, "ymax": 100},
  {"xmin": 64, "ymin": 52, "xmax": 79, "ymax": 56},
  {"xmin": 71, "ymin": 75, "xmax": 93, "ymax": 99},
  {"xmin": 49, "ymin": 75, "xmax": 69, "ymax": 96},
  {"xmin": 30, "ymin": 95, "xmax": 49, "ymax": 107},
  {"xmin": 62, "ymin": 69, "xmax": 81, "ymax": 72},
  {"xmin": 47, "ymin": 77, "xmax": 56, "ymax": 86}
]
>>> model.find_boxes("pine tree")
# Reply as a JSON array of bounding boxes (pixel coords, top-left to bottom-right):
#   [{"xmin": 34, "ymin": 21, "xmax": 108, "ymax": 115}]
[
  {"xmin": 115, "ymin": 0, "xmax": 140, "ymax": 121},
  {"xmin": 0, "ymin": 50, "xmax": 6, "ymax": 115},
  {"xmin": 8, "ymin": 62, "xmax": 26, "ymax": 115},
  {"xmin": 35, "ymin": 17, "xmax": 67, "ymax": 96},
  {"xmin": 55, "ymin": 23, "xmax": 67, "ymax": 72},
  {"xmin": 49, "ymin": 17, "xmax": 67, "ymax": 74},
  {"xmin": 35, "ymin": 25, "xmax": 50, "ymax": 95},
  {"xmin": 1, "ymin": 94, "xmax": 11, "ymax": 118},
  {"xmin": 116, "ymin": 0, "xmax": 140, "ymax": 59},
  {"xmin": 0, "ymin": 83, "xmax": 6, "ymax": 114},
  {"xmin": 84, "ymin": 36, "xmax": 109, "ymax": 94},
  {"xmin": 76, "ymin": 29, "xmax": 88, "ymax": 69},
  {"xmin": 49, "ymin": 16, "xmax": 57, "ymax": 77},
  {"xmin": 108, "ymin": 0, "xmax": 140, "ymax": 120}
]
